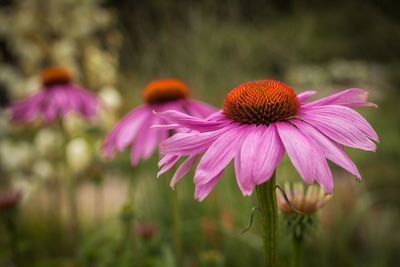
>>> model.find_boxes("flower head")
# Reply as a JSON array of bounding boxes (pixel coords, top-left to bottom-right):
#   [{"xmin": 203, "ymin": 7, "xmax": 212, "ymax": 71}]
[
  {"xmin": 157, "ymin": 79, "xmax": 379, "ymax": 201},
  {"xmin": 276, "ymin": 182, "xmax": 331, "ymax": 214},
  {"xmin": 277, "ymin": 182, "xmax": 331, "ymax": 241},
  {"xmin": 10, "ymin": 67, "xmax": 99, "ymax": 123},
  {"xmin": 143, "ymin": 78, "xmax": 189, "ymax": 104},
  {"xmin": 102, "ymin": 78, "xmax": 216, "ymax": 166}
]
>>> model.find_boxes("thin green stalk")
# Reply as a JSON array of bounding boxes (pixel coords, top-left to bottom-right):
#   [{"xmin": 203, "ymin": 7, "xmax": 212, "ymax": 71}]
[
  {"xmin": 58, "ymin": 120, "xmax": 80, "ymax": 250},
  {"xmin": 66, "ymin": 171, "xmax": 80, "ymax": 244},
  {"xmin": 256, "ymin": 172, "xmax": 279, "ymax": 267},
  {"xmin": 291, "ymin": 237, "xmax": 303, "ymax": 267},
  {"xmin": 172, "ymin": 188, "xmax": 182, "ymax": 267}
]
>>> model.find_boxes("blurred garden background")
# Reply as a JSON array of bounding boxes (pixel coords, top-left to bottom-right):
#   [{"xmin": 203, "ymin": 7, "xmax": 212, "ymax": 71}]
[{"xmin": 0, "ymin": 0, "xmax": 399, "ymax": 266}]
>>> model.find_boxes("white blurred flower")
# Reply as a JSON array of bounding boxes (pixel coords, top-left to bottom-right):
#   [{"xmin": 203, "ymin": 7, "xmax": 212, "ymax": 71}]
[
  {"xmin": 11, "ymin": 174, "xmax": 37, "ymax": 201},
  {"xmin": 99, "ymin": 86, "xmax": 122, "ymax": 110},
  {"xmin": 33, "ymin": 159, "xmax": 54, "ymax": 181},
  {"xmin": 0, "ymin": 140, "xmax": 34, "ymax": 171},
  {"xmin": 98, "ymin": 108, "xmax": 118, "ymax": 130},
  {"xmin": 34, "ymin": 128, "xmax": 63, "ymax": 157},
  {"xmin": 63, "ymin": 113, "xmax": 85, "ymax": 137},
  {"xmin": 66, "ymin": 137, "xmax": 92, "ymax": 173}
]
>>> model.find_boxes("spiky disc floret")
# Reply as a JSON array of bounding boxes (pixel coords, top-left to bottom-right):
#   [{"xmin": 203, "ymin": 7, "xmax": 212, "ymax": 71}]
[
  {"xmin": 223, "ymin": 80, "xmax": 300, "ymax": 125},
  {"xmin": 143, "ymin": 78, "xmax": 189, "ymax": 104},
  {"xmin": 41, "ymin": 67, "xmax": 72, "ymax": 86}
]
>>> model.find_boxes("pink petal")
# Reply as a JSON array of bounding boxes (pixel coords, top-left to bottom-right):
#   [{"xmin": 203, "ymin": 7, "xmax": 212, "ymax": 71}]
[
  {"xmin": 234, "ymin": 126, "xmax": 259, "ymax": 195},
  {"xmin": 300, "ymin": 105, "xmax": 378, "ymax": 151},
  {"xmin": 11, "ymin": 91, "xmax": 46, "ymax": 122},
  {"xmin": 276, "ymin": 122, "xmax": 315, "ymax": 184},
  {"xmin": 277, "ymin": 122, "xmax": 333, "ymax": 193},
  {"xmin": 103, "ymin": 106, "xmax": 150, "ymax": 155},
  {"xmin": 304, "ymin": 88, "xmax": 377, "ymax": 108},
  {"xmin": 170, "ymin": 155, "xmax": 197, "ymax": 188},
  {"xmin": 71, "ymin": 85, "xmax": 99, "ymax": 117},
  {"xmin": 130, "ymin": 115, "xmax": 153, "ymax": 165},
  {"xmin": 159, "ymin": 127, "xmax": 230, "ymax": 156},
  {"xmin": 157, "ymin": 155, "xmax": 180, "ymax": 177},
  {"xmin": 293, "ymin": 120, "xmax": 361, "ymax": 179},
  {"xmin": 252, "ymin": 124, "xmax": 285, "ymax": 184},
  {"xmin": 297, "ymin": 90, "xmax": 316, "ymax": 102},
  {"xmin": 234, "ymin": 124, "xmax": 285, "ymax": 196},
  {"xmin": 142, "ymin": 117, "xmax": 162, "ymax": 160},
  {"xmin": 194, "ymin": 171, "xmax": 224, "ymax": 201},
  {"xmin": 155, "ymin": 110, "xmax": 225, "ymax": 132},
  {"xmin": 42, "ymin": 92, "xmax": 58, "ymax": 123},
  {"xmin": 194, "ymin": 127, "xmax": 243, "ymax": 186}
]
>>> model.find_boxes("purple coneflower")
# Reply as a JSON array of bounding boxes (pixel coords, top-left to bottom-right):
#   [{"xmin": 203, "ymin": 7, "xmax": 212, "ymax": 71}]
[
  {"xmin": 102, "ymin": 78, "xmax": 216, "ymax": 166},
  {"xmin": 11, "ymin": 67, "xmax": 99, "ymax": 123},
  {"xmin": 157, "ymin": 79, "xmax": 378, "ymax": 201}
]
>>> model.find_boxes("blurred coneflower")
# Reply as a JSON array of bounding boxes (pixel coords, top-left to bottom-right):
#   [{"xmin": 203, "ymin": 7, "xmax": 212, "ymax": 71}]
[
  {"xmin": 102, "ymin": 78, "xmax": 216, "ymax": 165},
  {"xmin": 10, "ymin": 67, "xmax": 99, "ymax": 123}
]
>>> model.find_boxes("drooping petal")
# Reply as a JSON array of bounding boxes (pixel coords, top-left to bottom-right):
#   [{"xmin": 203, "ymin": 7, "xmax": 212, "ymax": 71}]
[
  {"xmin": 170, "ymin": 155, "xmax": 197, "ymax": 188},
  {"xmin": 157, "ymin": 154, "xmax": 180, "ymax": 177},
  {"xmin": 276, "ymin": 122, "xmax": 315, "ymax": 184},
  {"xmin": 141, "ymin": 117, "xmax": 163, "ymax": 160},
  {"xmin": 155, "ymin": 110, "xmax": 225, "ymax": 132},
  {"xmin": 293, "ymin": 120, "xmax": 361, "ymax": 179},
  {"xmin": 297, "ymin": 90, "xmax": 316, "ymax": 102},
  {"xmin": 11, "ymin": 91, "xmax": 46, "ymax": 122},
  {"xmin": 159, "ymin": 127, "xmax": 230, "ymax": 156},
  {"xmin": 304, "ymin": 88, "xmax": 377, "ymax": 108},
  {"xmin": 277, "ymin": 122, "xmax": 334, "ymax": 193},
  {"xmin": 194, "ymin": 171, "xmax": 224, "ymax": 201},
  {"xmin": 194, "ymin": 127, "xmax": 244, "ymax": 186},
  {"xmin": 233, "ymin": 124, "xmax": 284, "ymax": 195},
  {"xmin": 234, "ymin": 126, "xmax": 259, "ymax": 195},
  {"xmin": 130, "ymin": 114, "xmax": 153, "ymax": 165},
  {"xmin": 102, "ymin": 106, "xmax": 150, "ymax": 157},
  {"xmin": 252, "ymin": 124, "xmax": 285, "ymax": 185},
  {"xmin": 313, "ymin": 155, "xmax": 333, "ymax": 194},
  {"xmin": 300, "ymin": 105, "xmax": 378, "ymax": 151}
]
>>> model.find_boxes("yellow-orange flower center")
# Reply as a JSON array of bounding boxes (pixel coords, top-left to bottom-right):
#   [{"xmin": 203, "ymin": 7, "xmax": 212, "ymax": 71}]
[
  {"xmin": 143, "ymin": 78, "xmax": 189, "ymax": 104},
  {"xmin": 223, "ymin": 80, "xmax": 300, "ymax": 125},
  {"xmin": 41, "ymin": 67, "xmax": 72, "ymax": 86}
]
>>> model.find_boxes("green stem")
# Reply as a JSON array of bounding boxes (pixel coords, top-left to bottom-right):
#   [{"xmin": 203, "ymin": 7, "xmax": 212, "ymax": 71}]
[
  {"xmin": 256, "ymin": 172, "xmax": 279, "ymax": 267},
  {"xmin": 291, "ymin": 237, "xmax": 303, "ymax": 267},
  {"xmin": 58, "ymin": 120, "xmax": 80, "ymax": 251},
  {"xmin": 172, "ymin": 188, "xmax": 182, "ymax": 267},
  {"xmin": 66, "ymin": 173, "xmax": 80, "ymax": 244}
]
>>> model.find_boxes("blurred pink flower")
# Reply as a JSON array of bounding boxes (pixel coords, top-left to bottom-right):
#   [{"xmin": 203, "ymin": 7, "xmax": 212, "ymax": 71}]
[
  {"xmin": 157, "ymin": 80, "xmax": 379, "ymax": 201},
  {"xmin": 102, "ymin": 78, "xmax": 216, "ymax": 166},
  {"xmin": 11, "ymin": 67, "xmax": 99, "ymax": 123}
]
